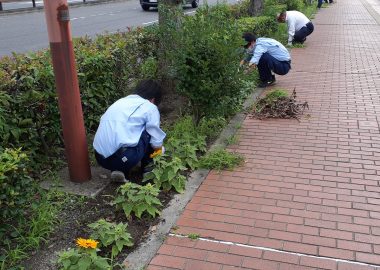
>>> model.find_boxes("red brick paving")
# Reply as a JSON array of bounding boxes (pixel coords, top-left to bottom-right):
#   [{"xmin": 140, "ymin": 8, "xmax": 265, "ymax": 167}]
[{"xmin": 148, "ymin": 0, "xmax": 380, "ymax": 268}]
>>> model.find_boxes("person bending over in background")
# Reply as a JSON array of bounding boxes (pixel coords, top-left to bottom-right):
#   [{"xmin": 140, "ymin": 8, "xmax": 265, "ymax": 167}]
[
  {"xmin": 277, "ymin": 10, "xmax": 314, "ymax": 46},
  {"xmin": 93, "ymin": 79, "xmax": 166, "ymax": 183},
  {"xmin": 241, "ymin": 32, "xmax": 291, "ymax": 88}
]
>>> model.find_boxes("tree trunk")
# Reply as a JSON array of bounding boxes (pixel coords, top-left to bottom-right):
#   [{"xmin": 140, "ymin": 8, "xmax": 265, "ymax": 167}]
[{"xmin": 248, "ymin": 0, "xmax": 263, "ymax": 16}]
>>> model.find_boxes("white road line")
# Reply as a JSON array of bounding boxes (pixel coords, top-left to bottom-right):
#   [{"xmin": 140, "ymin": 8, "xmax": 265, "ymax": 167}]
[
  {"xmin": 169, "ymin": 233, "xmax": 380, "ymax": 268},
  {"xmin": 142, "ymin": 20, "xmax": 158, "ymax": 25}
]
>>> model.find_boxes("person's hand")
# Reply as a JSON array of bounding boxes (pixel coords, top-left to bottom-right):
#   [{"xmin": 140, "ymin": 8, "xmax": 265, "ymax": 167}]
[
  {"xmin": 244, "ymin": 63, "xmax": 256, "ymax": 74},
  {"xmin": 239, "ymin": 60, "xmax": 246, "ymax": 67},
  {"xmin": 150, "ymin": 146, "xmax": 165, "ymax": 158}
]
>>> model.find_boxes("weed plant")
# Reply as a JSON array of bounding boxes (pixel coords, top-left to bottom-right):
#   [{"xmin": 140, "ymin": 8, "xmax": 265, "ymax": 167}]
[
  {"xmin": 88, "ymin": 219, "xmax": 133, "ymax": 261},
  {"xmin": 199, "ymin": 149, "xmax": 244, "ymax": 171}
]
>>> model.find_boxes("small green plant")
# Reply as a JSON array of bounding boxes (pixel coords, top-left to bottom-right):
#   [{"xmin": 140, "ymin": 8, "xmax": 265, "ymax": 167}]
[
  {"xmin": 199, "ymin": 149, "xmax": 244, "ymax": 171},
  {"xmin": 143, "ymin": 156, "xmax": 187, "ymax": 193},
  {"xmin": 226, "ymin": 134, "xmax": 239, "ymax": 145},
  {"xmin": 113, "ymin": 183, "xmax": 161, "ymax": 219},
  {"xmin": 292, "ymin": 43, "xmax": 305, "ymax": 48},
  {"xmin": 198, "ymin": 116, "xmax": 227, "ymax": 140},
  {"xmin": 187, "ymin": 233, "xmax": 200, "ymax": 240},
  {"xmin": 57, "ymin": 238, "xmax": 110, "ymax": 270},
  {"xmin": 88, "ymin": 219, "xmax": 133, "ymax": 260}
]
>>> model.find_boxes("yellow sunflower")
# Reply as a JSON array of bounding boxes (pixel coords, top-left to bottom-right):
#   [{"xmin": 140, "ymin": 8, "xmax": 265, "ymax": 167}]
[{"xmin": 76, "ymin": 238, "xmax": 98, "ymax": 249}]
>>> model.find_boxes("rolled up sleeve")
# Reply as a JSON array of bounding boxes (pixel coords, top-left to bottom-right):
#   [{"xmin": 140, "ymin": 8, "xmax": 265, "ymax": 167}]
[
  {"xmin": 288, "ymin": 19, "xmax": 296, "ymax": 43},
  {"xmin": 145, "ymin": 107, "xmax": 166, "ymax": 148}
]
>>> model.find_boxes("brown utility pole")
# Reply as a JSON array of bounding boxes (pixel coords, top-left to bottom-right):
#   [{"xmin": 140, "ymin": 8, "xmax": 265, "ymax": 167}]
[{"xmin": 43, "ymin": 0, "xmax": 91, "ymax": 182}]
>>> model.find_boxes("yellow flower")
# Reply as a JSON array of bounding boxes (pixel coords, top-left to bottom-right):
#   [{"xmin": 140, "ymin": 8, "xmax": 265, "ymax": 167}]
[{"xmin": 76, "ymin": 238, "xmax": 98, "ymax": 249}]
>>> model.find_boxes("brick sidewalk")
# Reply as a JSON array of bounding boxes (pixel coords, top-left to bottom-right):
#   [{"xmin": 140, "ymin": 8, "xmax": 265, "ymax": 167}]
[{"xmin": 147, "ymin": 0, "xmax": 380, "ymax": 269}]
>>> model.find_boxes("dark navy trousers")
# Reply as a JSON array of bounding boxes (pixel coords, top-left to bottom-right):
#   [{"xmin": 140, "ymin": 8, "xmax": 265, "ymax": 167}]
[
  {"xmin": 257, "ymin": 52, "xmax": 291, "ymax": 82},
  {"xmin": 95, "ymin": 131, "xmax": 153, "ymax": 176},
  {"xmin": 294, "ymin": 22, "xmax": 314, "ymax": 43}
]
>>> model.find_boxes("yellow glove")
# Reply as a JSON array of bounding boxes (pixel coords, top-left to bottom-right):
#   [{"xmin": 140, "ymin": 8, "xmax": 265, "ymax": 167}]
[{"xmin": 149, "ymin": 146, "xmax": 165, "ymax": 158}]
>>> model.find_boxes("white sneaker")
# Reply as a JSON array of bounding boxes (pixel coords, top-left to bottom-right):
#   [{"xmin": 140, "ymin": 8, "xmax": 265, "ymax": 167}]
[{"xmin": 110, "ymin": 171, "xmax": 128, "ymax": 183}]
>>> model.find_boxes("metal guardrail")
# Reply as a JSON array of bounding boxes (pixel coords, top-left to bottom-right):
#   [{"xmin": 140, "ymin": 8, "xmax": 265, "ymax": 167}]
[{"xmin": 0, "ymin": 0, "xmax": 88, "ymax": 11}]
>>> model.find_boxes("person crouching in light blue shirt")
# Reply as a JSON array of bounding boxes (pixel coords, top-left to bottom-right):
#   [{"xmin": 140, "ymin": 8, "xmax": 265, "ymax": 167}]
[
  {"xmin": 241, "ymin": 32, "xmax": 291, "ymax": 88},
  {"xmin": 93, "ymin": 79, "xmax": 166, "ymax": 183}
]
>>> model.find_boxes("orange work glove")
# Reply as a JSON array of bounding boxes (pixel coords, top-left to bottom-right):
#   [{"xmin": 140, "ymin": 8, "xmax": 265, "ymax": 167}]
[{"xmin": 149, "ymin": 146, "xmax": 165, "ymax": 158}]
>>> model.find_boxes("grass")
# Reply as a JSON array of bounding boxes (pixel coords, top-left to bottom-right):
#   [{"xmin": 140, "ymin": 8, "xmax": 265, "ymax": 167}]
[
  {"xmin": 187, "ymin": 233, "xmax": 200, "ymax": 240},
  {"xmin": 0, "ymin": 179, "xmax": 68, "ymax": 270},
  {"xmin": 199, "ymin": 148, "xmax": 244, "ymax": 171},
  {"xmin": 226, "ymin": 134, "xmax": 239, "ymax": 145}
]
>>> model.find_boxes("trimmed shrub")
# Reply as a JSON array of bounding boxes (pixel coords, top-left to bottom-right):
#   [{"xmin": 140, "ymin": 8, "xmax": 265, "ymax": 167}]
[
  {"xmin": 237, "ymin": 16, "xmax": 279, "ymax": 37},
  {"xmin": 174, "ymin": 5, "xmax": 249, "ymax": 122},
  {"xmin": 228, "ymin": 0, "xmax": 251, "ymax": 18},
  {"xmin": 281, "ymin": 0, "xmax": 305, "ymax": 10},
  {"xmin": 0, "ymin": 148, "xmax": 33, "ymax": 220},
  {"xmin": 0, "ymin": 27, "xmax": 159, "ymax": 169}
]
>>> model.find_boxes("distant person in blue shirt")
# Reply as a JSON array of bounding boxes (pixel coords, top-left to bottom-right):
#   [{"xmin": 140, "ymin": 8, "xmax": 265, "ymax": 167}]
[
  {"xmin": 241, "ymin": 33, "xmax": 291, "ymax": 88},
  {"xmin": 93, "ymin": 79, "xmax": 166, "ymax": 183}
]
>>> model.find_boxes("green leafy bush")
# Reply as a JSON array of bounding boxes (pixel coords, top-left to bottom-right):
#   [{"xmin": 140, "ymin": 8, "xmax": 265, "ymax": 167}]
[
  {"xmin": 113, "ymin": 183, "xmax": 161, "ymax": 218},
  {"xmin": 174, "ymin": 5, "xmax": 248, "ymax": 121},
  {"xmin": 262, "ymin": 3, "xmax": 287, "ymax": 17},
  {"xmin": 0, "ymin": 27, "xmax": 159, "ymax": 170},
  {"xmin": 88, "ymin": 219, "xmax": 133, "ymax": 259},
  {"xmin": 237, "ymin": 16, "xmax": 278, "ymax": 37},
  {"xmin": 0, "ymin": 148, "xmax": 33, "ymax": 220},
  {"xmin": 280, "ymin": 0, "xmax": 305, "ymax": 10},
  {"xmin": 228, "ymin": 0, "xmax": 251, "ymax": 18},
  {"xmin": 199, "ymin": 149, "xmax": 244, "ymax": 171}
]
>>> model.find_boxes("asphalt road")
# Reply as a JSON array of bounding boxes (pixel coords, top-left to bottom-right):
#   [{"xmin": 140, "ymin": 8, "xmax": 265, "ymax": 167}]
[
  {"xmin": 0, "ymin": 0, "xmax": 210, "ymax": 57},
  {"xmin": 1, "ymin": 0, "xmax": 92, "ymax": 10}
]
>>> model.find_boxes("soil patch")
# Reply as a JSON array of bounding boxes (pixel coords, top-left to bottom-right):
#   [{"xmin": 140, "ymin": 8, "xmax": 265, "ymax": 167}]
[{"xmin": 22, "ymin": 181, "xmax": 175, "ymax": 270}]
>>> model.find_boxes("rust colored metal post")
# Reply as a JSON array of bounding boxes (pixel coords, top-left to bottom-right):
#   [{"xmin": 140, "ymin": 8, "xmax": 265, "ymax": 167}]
[{"xmin": 43, "ymin": 0, "xmax": 91, "ymax": 182}]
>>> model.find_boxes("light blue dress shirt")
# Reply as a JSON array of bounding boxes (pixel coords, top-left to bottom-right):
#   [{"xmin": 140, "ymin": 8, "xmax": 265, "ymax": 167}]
[
  {"xmin": 93, "ymin": 95, "xmax": 166, "ymax": 158},
  {"xmin": 249, "ymin": 38, "xmax": 291, "ymax": 65}
]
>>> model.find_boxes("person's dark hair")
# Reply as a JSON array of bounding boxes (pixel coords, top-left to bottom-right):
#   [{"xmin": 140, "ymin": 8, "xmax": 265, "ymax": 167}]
[
  {"xmin": 134, "ymin": 79, "xmax": 162, "ymax": 105},
  {"xmin": 242, "ymin": 32, "xmax": 257, "ymax": 48},
  {"xmin": 277, "ymin": 11, "xmax": 286, "ymax": 22}
]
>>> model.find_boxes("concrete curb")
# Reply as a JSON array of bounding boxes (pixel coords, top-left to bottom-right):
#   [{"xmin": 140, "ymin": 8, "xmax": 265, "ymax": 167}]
[
  {"xmin": 0, "ymin": 0, "xmax": 128, "ymax": 15},
  {"xmin": 124, "ymin": 87, "xmax": 264, "ymax": 270},
  {"xmin": 360, "ymin": 0, "xmax": 380, "ymax": 24}
]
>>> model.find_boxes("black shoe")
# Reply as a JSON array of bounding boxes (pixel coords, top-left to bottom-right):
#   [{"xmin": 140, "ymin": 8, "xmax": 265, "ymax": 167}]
[
  {"xmin": 258, "ymin": 77, "xmax": 276, "ymax": 88},
  {"xmin": 110, "ymin": 171, "xmax": 129, "ymax": 183}
]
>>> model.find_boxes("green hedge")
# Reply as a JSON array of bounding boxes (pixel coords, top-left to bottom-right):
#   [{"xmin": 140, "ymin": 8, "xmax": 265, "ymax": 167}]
[
  {"xmin": 237, "ymin": 16, "xmax": 278, "ymax": 37},
  {"xmin": 174, "ymin": 5, "xmax": 251, "ymax": 121},
  {"xmin": 0, "ymin": 28, "xmax": 159, "ymax": 167},
  {"xmin": 0, "ymin": 148, "xmax": 33, "ymax": 220}
]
